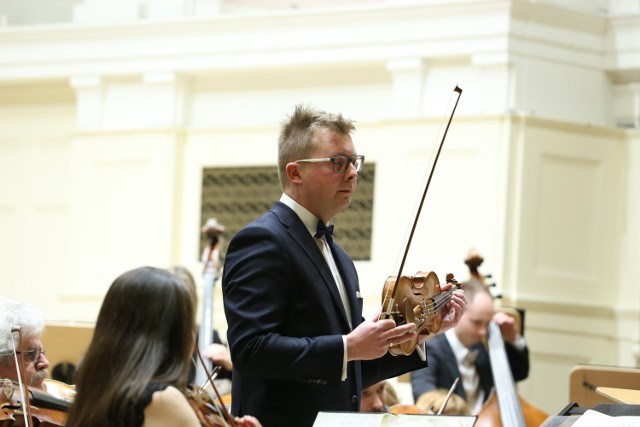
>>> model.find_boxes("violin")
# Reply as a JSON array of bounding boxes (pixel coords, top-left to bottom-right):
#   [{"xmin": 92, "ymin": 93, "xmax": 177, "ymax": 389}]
[
  {"xmin": 185, "ymin": 385, "xmax": 230, "ymax": 427},
  {"xmin": 1, "ymin": 379, "xmax": 69, "ymax": 427},
  {"xmin": 42, "ymin": 379, "xmax": 76, "ymax": 403},
  {"xmin": 388, "ymin": 404, "xmax": 429, "ymax": 415},
  {"xmin": 379, "ymin": 86, "xmax": 463, "ymax": 356},
  {"xmin": 381, "ymin": 272, "xmax": 460, "ymax": 356}
]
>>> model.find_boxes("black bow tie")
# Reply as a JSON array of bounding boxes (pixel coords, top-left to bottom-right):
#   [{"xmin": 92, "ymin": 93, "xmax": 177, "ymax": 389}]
[{"xmin": 315, "ymin": 221, "xmax": 334, "ymax": 244}]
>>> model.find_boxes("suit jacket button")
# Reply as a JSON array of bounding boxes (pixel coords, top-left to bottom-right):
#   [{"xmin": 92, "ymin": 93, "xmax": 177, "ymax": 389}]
[{"xmin": 352, "ymin": 395, "xmax": 358, "ymax": 403}]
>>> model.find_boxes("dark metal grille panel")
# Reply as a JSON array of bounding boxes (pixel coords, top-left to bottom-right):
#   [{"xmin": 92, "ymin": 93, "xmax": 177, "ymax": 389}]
[{"xmin": 200, "ymin": 165, "xmax": 375, "ymax": 261}]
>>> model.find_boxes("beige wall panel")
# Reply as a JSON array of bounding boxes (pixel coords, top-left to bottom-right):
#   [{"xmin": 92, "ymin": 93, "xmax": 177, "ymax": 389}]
[
  {"xmin": 0, "ymin": 137, "xmax": 21, "ymax": 298},
  {"xmin": 514, "ymin": 121, "xmax": 623, "ymax": 306},
  {"xmin": 521, "ymin": 312, "xmax": 618, "ymax": 414},
  {"xmin": 353, "ymin": 117, "xmax": 509, "ymax": 297},
  {"xmin": 59, "ymin": 131, "xmax": 181, "ymax": 321},
  {"xmin": 0, "ymin": 105, "xmax": 75, "ymax": 320}
]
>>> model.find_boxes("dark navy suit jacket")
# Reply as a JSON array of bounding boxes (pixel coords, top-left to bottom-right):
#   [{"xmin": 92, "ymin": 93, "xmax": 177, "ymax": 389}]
[
  {"xmin": 222, "ymin": 202, "xmax": 426, "ymax": 427},
  {"xmin": 410, "ymin": 332, "xmax": 529, "ymax": 405}
]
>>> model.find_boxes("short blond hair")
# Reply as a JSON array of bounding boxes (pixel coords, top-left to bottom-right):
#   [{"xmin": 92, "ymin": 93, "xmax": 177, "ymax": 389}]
[{"xmin": 277, "ymin": 104, "xmax": 355, "ymax": 190}]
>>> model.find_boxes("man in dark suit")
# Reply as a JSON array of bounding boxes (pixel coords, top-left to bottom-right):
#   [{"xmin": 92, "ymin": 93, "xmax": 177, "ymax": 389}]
[
  {"xmin": 222, "ymin": 104, "xmax": 467, "ymax": 427},
  {"xmin": 410, "ymin": 281, "xmax": 529, "ymax": 415}
]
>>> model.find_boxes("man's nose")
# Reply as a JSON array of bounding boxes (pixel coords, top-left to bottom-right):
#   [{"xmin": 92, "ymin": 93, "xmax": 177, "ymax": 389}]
[
  {"xmin": 345, "ymin": 164, "xmax": 358, "ymax": 180},
  {"xmin": 373, "ymin": 396, "xmax": 385, "ymax": 411},
  {"xmin": 36, "ymin": 354, "xmax": 50, "ymax": 369}
]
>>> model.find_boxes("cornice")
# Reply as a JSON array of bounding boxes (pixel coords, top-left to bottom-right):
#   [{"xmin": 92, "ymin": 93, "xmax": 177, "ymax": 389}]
[{"xmin": 0, "ymin": 0, "xmax": 637, "ymax": 86}]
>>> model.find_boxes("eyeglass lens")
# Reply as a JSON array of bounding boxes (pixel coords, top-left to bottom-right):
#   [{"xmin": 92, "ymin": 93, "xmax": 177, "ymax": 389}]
[
  {"xmin": 333, "ymin": 156, "xmax": 363, "ymax": 173},
  {"xmin": 23, "ymin": 349, "xmax": 44, "ymax": 362}
]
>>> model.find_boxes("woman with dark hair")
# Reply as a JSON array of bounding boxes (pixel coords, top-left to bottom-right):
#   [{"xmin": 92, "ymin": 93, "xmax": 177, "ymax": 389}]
[{"xmin": 66, "ymin": 266, "xmax": 260, "ymax": 427}]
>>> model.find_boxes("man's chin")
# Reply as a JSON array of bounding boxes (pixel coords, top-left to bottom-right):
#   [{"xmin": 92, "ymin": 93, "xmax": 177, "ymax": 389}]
[{"xmin": 30, "ymin": 371, "xmax": 48, "ymax": 390}]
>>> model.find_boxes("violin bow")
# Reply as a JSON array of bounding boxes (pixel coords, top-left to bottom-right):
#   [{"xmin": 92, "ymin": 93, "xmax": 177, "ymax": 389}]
[
  {"xmin": 10, "ymin": 326, "xmax": 34, "ymax": 427},
  {"xmin": 193, "ymin": 344, "xmax": 237, "ymax": 427},
  {"xmin": 382, "ymin": 86, "xmax": 463, "ymax": 320},
  {"xmin": 437, "ymin": 377, "xmax": 460, "ymax": 415}
]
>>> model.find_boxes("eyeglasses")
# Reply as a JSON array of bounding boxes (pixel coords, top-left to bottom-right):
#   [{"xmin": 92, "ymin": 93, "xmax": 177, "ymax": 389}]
[
  {"xmin": 296, "ymin": 155, "xmax": 365, "ymax": 173},
  {"xmin": 18, "ymin": 348, "xmax": 45, "ymax": 363}
]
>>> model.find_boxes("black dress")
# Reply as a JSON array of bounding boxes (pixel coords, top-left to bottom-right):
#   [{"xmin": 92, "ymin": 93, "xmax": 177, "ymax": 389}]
[{"xmin": 135, "ymin": 382, "xmax": 169, "ymax": 427}]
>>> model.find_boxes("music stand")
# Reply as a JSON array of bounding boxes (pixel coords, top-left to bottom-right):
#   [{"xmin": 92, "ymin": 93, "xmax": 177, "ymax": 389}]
[{"xmin": 569, "ymin": 364, "xmax": 640, "ymax": 407}]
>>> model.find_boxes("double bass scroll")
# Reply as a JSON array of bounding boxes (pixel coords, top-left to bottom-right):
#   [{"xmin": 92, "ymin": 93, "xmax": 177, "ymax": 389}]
[{"xmin": 196, "ymin": 219, "xmax": 225, "ymax": 388}]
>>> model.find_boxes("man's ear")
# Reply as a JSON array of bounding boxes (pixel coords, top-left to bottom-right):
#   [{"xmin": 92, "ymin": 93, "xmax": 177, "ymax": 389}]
[{"xmin": 286, "ymin": 162, "xmax": 303, "ymax": 185}]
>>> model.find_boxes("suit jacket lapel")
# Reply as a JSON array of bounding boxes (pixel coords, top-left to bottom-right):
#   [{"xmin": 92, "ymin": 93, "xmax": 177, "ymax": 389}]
[{"xmin": 271, "ymin": 202, "xmax": 352, "ymax": 330}]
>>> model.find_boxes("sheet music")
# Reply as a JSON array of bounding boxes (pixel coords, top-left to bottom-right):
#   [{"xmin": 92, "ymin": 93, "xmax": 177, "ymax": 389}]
[
  {"xmin": 313, "ymin": 412, "xmax": 476, "ymax": 427},
  {"xmin": 571, "ymin": 409, "xmax": 640, "ymax": 427}
]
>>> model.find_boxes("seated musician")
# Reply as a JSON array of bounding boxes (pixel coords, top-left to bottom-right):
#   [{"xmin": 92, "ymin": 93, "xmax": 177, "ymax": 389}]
[
  {"xmin": 0, "ymin": 299, "xmax": 51, "ymax": 395},
  {"xmin": 359, "ymin": 380, "xmax": 391, "ymax": 413},
  {"xmin": 410, "ymin": 281, "xmax": 530, "ymax": 415},
  {"xmin": 65, "ymin": 266, "xmax": 261, "ymax": 427}
]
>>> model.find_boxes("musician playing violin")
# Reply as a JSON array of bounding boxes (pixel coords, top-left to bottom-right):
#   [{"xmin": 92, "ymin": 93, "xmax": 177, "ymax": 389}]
[
  {"xmin": 65, "ymin": 266, "xmax": 261, "ymax": 427},
  {"xmin": 410, "ymin": 281, "xmax": 529, "ymax": 415},
  {"xmin": 0, "ymin": 299, "xmax": 51, "ymax": 393},
  {"xmin": 222, "ymin": 104, "xmax": 467, "ymax": 427}
]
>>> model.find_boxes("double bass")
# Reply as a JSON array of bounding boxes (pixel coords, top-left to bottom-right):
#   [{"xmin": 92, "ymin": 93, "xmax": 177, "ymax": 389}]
[
  {"xmin": 196, "ymin": 218, "xmax": 225, "ymax": 388},
  {"xmin": 474, "ymin": 319, "xmax": 548, "ymax": 427},
  {"xmin": 467, "ymin": 251, "xmax": 548, "ymax": 426}
]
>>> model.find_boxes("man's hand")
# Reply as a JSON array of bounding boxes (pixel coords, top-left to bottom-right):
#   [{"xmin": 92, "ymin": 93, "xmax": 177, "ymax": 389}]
[
  {"xmin": 203, "ymin": 343, "xmax": 233, "ymax": 371},
  {"xmin": 346, "ymin": 307, "xmax": 417, "ymax": 361},
  {"xmin": 417, "ymin": 283, "xmax": 467, "ymax": 344},
  {"xmin": 493, "ymin": 311, "xmax": 518, "ymax": 342}
]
